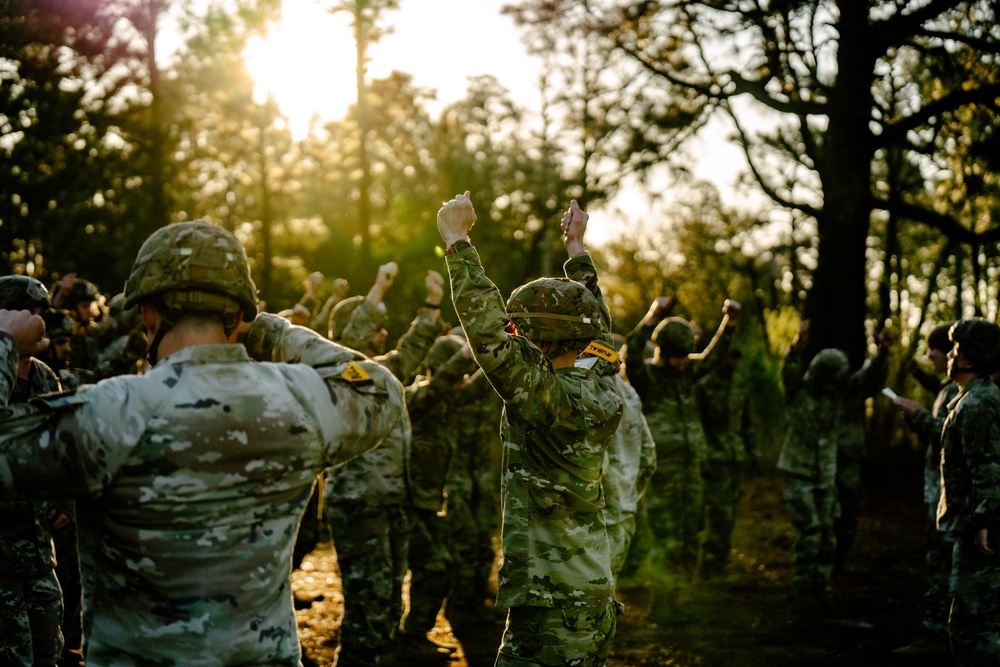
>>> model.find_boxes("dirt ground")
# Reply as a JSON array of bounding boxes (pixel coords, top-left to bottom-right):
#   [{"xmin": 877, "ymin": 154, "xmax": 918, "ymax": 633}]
[{"xmin": 292, "ymin": 461, "xmax": 938, "ymax": 667}]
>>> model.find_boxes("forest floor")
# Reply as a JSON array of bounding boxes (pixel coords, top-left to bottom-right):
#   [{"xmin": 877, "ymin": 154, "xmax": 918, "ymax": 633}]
[{"xmin": 292, "ymin": 461, "xmax": 944, "ymax": 667}]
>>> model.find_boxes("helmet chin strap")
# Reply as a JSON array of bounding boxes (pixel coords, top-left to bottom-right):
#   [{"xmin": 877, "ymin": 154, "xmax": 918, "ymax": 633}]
[{"xmin": 144, "ymin": 317, "xmax": 175, "ymax": 367}]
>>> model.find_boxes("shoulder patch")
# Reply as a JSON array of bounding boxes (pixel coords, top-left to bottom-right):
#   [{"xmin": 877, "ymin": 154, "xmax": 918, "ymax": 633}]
[
  {"xmin": 583, "ymin": 341, "xmax": 620, "ymax": 364},
  {"xmin": 340, "ymin": 362, "xmax": 372, "ymax": 383}
]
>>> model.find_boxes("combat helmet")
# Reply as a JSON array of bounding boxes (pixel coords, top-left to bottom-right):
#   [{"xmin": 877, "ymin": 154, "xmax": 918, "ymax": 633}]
[
  {"xmin": 505, "ymin": 277, "xmax": 603, "ymax": 343},
  {"xmin": 42, "ymin": 309, "xmax": 74, "ymax": 339},
  {"xmin": 652, "ymin": 317, "xmax": 696, "ymax": 358},
  {"xmin": 123, "ymin": 221, "xmax": 258, "ymax": 331},
  {"xmin": 949, "ymin": 318, "xmax": 1000, "ymax": 375},
  {"xmin": 425, "ymin": 334, "xmax": 465, "ymax": 373},
  {"xmin": 807, "ymin": 348, "xmax": 850, "ymax": 386},
  {"xmin": 327, "ymin": 295, "xmax": 389, "ymax": 342},
  {"xmin": 59, "ymin": 279, "xmax": 99, "ymax": 309},
  {"xmin": 0, "ymin": 275, "xmax": 51, "ymax": 311}
]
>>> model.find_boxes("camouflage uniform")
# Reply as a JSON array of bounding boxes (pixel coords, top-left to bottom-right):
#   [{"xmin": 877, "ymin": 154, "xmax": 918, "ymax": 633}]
[
  {"xmin": 446, "ymin": 245, "xmax": 623, "ymax": 667},
  {"xmin": 325, "ymin": 298, "xmax": 439, "ymax": 667},
  {"xmin": 779, "ymin": 345, "xmax": 887, "ymax": 595},
  {"xmin": 905, "ymin": 368, "xmax": 960, "ymax": 638},
  {"xmin": 694, "ymin": 362, "xmax": 755, "ymax": 575},
  {"xmin": 606, "ymin": 373, "xmax": 657, "ymax": 581},
  {"xmin": 938, "ymin": 375, "xmax": 1000, "ymax": 665},
  {"xmin": 0, "ymin": 357, "xmax": 65, "ymax": 667},
  {"xmin": 399, "ymin": 336, "xmax": 476, "ymax": 638},
  {"xmin": 443, "ymin": 367, "xmax": 503, "ymax": 633},
  {"xmin": 0, "ymin": 221, "xmax": 405, "ymax": 667},
  {"xmin": 624, "ymin": 321, "xmax": 733, "ymax": 588}
]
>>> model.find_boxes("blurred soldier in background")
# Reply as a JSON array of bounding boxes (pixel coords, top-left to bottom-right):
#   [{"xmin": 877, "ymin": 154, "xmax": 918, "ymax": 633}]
[
  {"xmin": 934, "ymin": 319, "xmax": 1000, "ymax": 666},
  {"xmin": 695, "ymin": 347, "xmax": 756, "ymax": 577},
  {"xmin": 891, "ymin": 322, "xmax": 958, "ymax": 656}
]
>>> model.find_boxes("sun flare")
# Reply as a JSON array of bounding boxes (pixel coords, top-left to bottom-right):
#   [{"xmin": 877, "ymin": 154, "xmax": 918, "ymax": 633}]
[{"xmin": 243, "ymin": 2, "xmax": 358, "ymax": 139}]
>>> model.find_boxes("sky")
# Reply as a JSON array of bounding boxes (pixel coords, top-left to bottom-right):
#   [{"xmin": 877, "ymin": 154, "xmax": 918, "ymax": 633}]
[{"xmin": 170, "ymin": 0, "xmax": 755, "ymax": 245}]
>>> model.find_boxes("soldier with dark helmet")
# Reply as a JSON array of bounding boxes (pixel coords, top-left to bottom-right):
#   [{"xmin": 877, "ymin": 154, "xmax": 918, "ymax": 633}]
[
  {"xmin": 778, "ymin": 319, "xmax": 891, "ymax": 603},
  {"xmin": 50, "ymin": 277, "xmax": 102, "ymax": 374},
  {"xmin": 437, "ymin": 193, "xmax": 623, "ymax": 667},
  {"xmin": 935, "ymin": 318, "xmax": 1000, "ymax": 665},
  {"xmin": 623, "ymin": 293, "xmax": 740, "ymax": 622},
  {"xmin": 0, "ymin": 220, "xmax": 404, "ymax": 666},
  {"xmin": 891, "ymin": 321, "xmax": 958, "ymax": 656},
  {"xmin": 0, "ymin": 275, "xmax": 70, "ymax": 667}
]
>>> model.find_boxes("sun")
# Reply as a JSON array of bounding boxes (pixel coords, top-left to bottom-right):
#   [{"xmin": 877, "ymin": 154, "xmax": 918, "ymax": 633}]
[{"xmin": 243, "ymin": 1, "xmax": 359, "ymax": 139}]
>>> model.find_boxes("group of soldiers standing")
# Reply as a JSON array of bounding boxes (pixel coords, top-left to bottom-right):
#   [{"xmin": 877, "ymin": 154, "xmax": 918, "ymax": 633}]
[{"xmin": 0, "ymin": 194, "xmax": 765, "ymax": 667}]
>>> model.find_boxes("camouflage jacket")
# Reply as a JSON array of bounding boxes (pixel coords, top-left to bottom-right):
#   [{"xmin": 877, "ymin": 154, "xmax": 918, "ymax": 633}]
[
  {"xmin": 907, "ymin": 377, "xmax": 960, "ymax": 506},
  {"xmin": 0, "ymin": 357, "xmax": 61, "ymax": 576},
  {"xmin": 694, "ymin": 370, "xmax": 756, "ymax": 465},
  {"xmin": 406, "ymin": 350, "xmax": 476, "ymax": 512},
  {"xmin": 325, "ymin": 300, "xmax": 439, "ymax": 504},
  {"xmin": 604, "ymin": 373, "xmax": 657, "ymax": 519},
  {"xmin": 937, "ymin": 376, "xmax": 1000, "ymax": 538},
  {"xmin": 447, "ymin": 368, "xmax": 503, "ymax": 501},
  {"xmin": 778, "ymin": 346, "xmax": 888, "ymax": 482},
  {"xmin": 624, "ymin": 323, "xmax": 734, "ymax": 467},
  {"xmin": 0, "ymin": 316, "xmax": 403, "ymax": 666},
  {"xmin": 447, "ymin": 246, "xmax": 623, "ymax": 608}
]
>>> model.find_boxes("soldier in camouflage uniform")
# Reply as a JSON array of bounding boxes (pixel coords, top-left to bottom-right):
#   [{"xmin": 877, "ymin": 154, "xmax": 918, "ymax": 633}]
[
  {"xmin": 694, "ymin": 348, "xmax": 756, "ymax": 577},
  {"xmin": 778, "ymin": 320, "xmax": 890, "ymax": 602},
  {"xmin": 891, "ymin": 322, "xmax": 958, "ymax": 655},
  {"xmin": 437, "ymin": 193, "xmax": 623, "ymax": 667},
  {"xmin": 395, "ymin": 334, "xmax": 479, "ymax": 657},
  {"xmin": 50, "ymin": 277, "xmax": 102, "ymax": 374},
  {"xmin": 935, "ymin": 319, "xmax": 1000, "ymax": 666},
  {"xmin": 624, "ymin": 295, "xmax": 740, "ymax": 622},
  {"xmin": 606, "ymin": 362, "xmax": 657, "ymax": 583},
  {"xmin": 325, "ymin": 266, "xmax": 444, "ymax": 667},
  {"xmin": 0, "ymin": 221, "xmax": 405, "ymax": 666},
  {"xmin": 0, "ymin": 275, "xmax": 68, "ymax": 667}
]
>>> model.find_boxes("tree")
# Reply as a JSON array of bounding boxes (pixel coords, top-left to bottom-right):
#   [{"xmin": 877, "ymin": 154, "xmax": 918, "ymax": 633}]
[{"xmin": 505, "ymin": 0, "xmax": 1000, "ymax": 366}]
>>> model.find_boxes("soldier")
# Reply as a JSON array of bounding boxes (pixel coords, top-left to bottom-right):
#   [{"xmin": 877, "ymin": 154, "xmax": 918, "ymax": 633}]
[
  {"xmin": 0, "ymin": 275, "xmax": 68, "ymax": 667},
  {"xmin": 325, "ymin": 265, "xmax": 444, "ymax": 667},
  {"xmin": 0, "ymin": 221, "xmax": 404, "ymax": 666},
  {"xmin": 934, "ymin": 319, "xmax": 1000, "ymax": 665},
  {"xmin": 437, "ymin": 193, "xmax": 623, "ymax": 667},
  {"xmin": 605, "ymin": 338, "xmax": 658, "ymax": 583},
  {"xmin": 891, "ymin": 322, "xmax": 958, "ymax": 655},
  {"xmin": 778, "ymin": 320, "xmax": 891, "ymax": 603},
  {"xmin": 50, "ymin": 276, "xmax": 101, "ymax": 373},
  {"xmin": 623, "ymin": 295, "xmax": 740, "ymax": 622},
  {"xmin": 395, "ymin": 334, "xmax": 478, "ymax": 657},
  {"xmin": 694, "ymin": 347, "xmax": 756, "ymax": 577}
]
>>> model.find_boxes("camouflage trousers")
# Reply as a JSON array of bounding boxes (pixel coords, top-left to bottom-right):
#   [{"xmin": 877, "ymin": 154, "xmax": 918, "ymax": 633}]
[
  {"xmin": 605, "ymin": 511, "xmax": 637, "ymax": 584},
  {"xmin": 443, "ymin": 493, "xmax": 496, "ymax": 625},
  {"xmin": 645, "ymin": 460, "xmax": 705, "ymax": 583},
  {"xmin": 923, "ymin": 507, "xmax": 955, "ymax": 637},
  {"xmin": 496, "ymin": 599, "xmax": 617, "ymax": 667},
  {"xmin": 0, "ymin": 571, "xmax": 64, "ymax": 667},
  {"xmin": 949, "ymin": 532, "xmax": 1000, "ymax": 666},
  {"xmin": 834, "ymin": 458, "xmax": 862, "ymax": 573},
  {"xmin": 781, "ymin": 474, "xmax": 837, "ymax": 593},
  {"xmin": 402, "ymin": 507, "xmax": 451, "ymax": 635},
  {"xmin": 702, "ymin": 462, "xmax": 744, "ymax": 575},
  {"xmin": 327, "ymin": 502, "xmax": 409, "ymax": 667}
]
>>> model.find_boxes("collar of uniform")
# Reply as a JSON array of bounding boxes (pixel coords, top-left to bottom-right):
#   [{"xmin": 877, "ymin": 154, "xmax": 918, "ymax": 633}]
[{"xmin": 157, "ymin": 343, "xmax": 252, "ymax": 366}]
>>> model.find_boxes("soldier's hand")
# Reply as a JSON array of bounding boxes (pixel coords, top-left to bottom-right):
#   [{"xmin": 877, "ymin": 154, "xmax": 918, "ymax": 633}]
[
  {"xmin": 331, "ymin": 278, "xmax": 350, "ymax": 299},
  {"xmin": 561, "ymin": 199, "xmax": 588, "ymax": 258},
  {"xmin": 425, "ymin": 270, "xmax": 444, "ymax": 307},
  {"xmin": 904, "ymin": 358, "xmax": 920, "ymax": 375},
  {"xmin": 0, "ymin": 309, "xmax": 47, "ymax": 358},
  {"xmin": 643, "ymin": 297, "xmax": 675, "ymax": 325},
  {"xmin": 376, "ymin": 263, "xmax": 398, "ymax": 291},
  {"xmin": 437, "ymin": 191, "xmax": 477, "ymax": 246},
  {"xmin": 46, "ymin": 508, "xmax": 72, "ymax": 533},
  {"xmin": 977, "ymin": 528, "xmax": 995, "ymax": 556},
  {"xmin": 892, "ymin": 396, "xmax": 922, "ymax": 417},
  {"xmin": 723, "ymin": 299, "xmax": 742, "ymax": 322}
]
